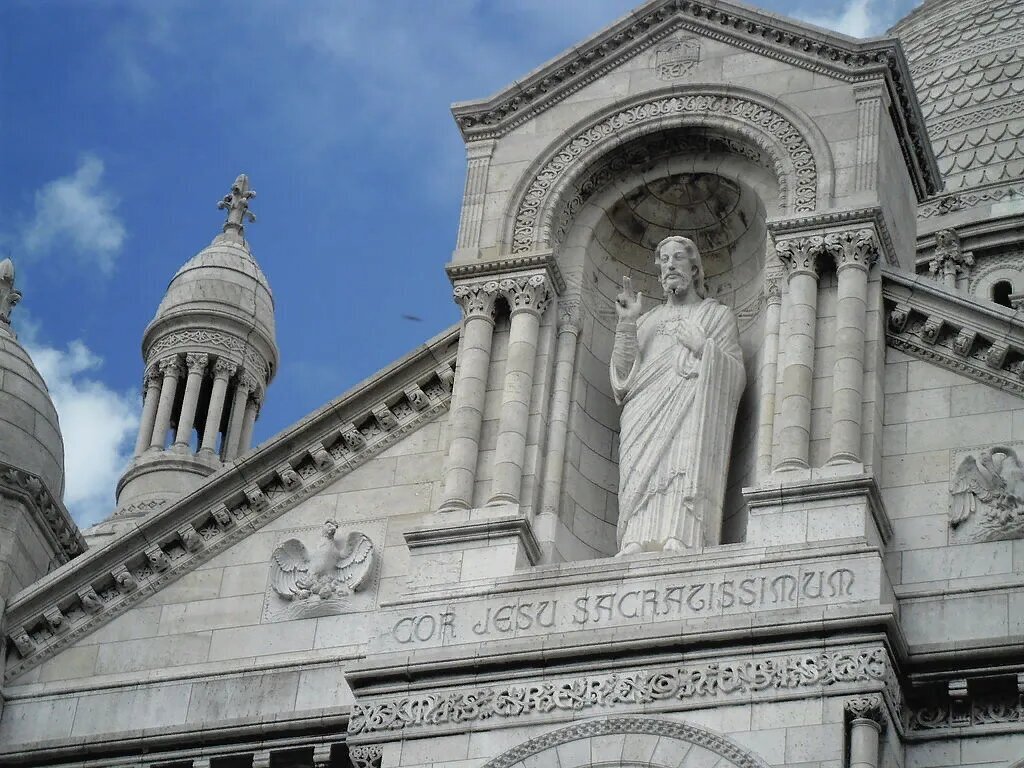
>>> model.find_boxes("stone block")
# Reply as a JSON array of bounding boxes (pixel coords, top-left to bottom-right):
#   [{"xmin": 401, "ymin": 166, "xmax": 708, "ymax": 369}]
[
  {"xmin": 885, "ymin": 388, "xmax": 951, "ymax": 424},
  {"xmin": 902, "ymin": 593, "xmax": 1009, "ymax": 644},
  {"xmin": 901, "ymin": 541, "xmax": 1012, "ymax": 583},
  {"xmin": 891, "ymin": 514, "xmax": 948, "ymax": 550},
  {"xmin": 881, "ymin": 451, "xmax": 949, "ymax": 488},
  {"xmin": 295, "ymin": 663, "xmax": 354, "ymax": 710},
  {"xmin": 94, "ymin": 632, "xmax": 212, "ymax": 675},
  {"xmin": 784, "ymin": 723, "xmax": 842, "ymax": 763},
  {"xmin": 219, "ymin": 562, "xmax": 269, "ymax": 597},
  {"xmin": 142, "ymin": 567, "xmax": 224, "ymax": 606},
  {"xmin": 77, "ymin": 605, "xmax": 162, "ymax": 646},
  {"xmin": 158, "ymin": 593, "xmax": 264, "ymax": 635},
  {"xmin": 186, "ymin": 670, "xmax": 299, "ymax": 723},
  {"xmin": 71, "ymin": 682, "xmax": 192, "ymax": 736},
  {"xmin": 400, "ymin": 733, "xmax": 470, "ymax": 764},
  {"xmin": 207, "ymin": 617, "xmax": 317, "ymax": 661},
  {"xmin": 0, "ymin": 694, "xmax": 79, "ymax": 744},
  {"xmin": 34, "ymin": 643, "xmax": 98, "ymax": 683},
  {"xmin": 905, "ymin": 740, "xmax": 961, "ymax": 768},
  {"xmin": 906, "ymin": 412, "xmax": 1011, "ymax": 453},
  {"xmin": 907, "ymin": 361, "xmax": 972, "ymax": 391},
  {"xmin": 730, "ymin": 728, "xmax": 787, "ymax": 764}
]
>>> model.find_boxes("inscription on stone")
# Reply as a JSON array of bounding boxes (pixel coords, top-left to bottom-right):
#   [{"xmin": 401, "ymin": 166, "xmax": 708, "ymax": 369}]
[{"xmin": 384, "ymin": 564, "xmax": 863, "ymax": 649}]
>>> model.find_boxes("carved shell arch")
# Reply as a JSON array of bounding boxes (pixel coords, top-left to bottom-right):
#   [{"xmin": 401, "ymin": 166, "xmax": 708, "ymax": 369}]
[
  {"xmin": 502, "ymin": 84, "xmax": 835, "ymax": 255},
  {"xmin": 480, "ymin": 715, "xmax": 773, "ymax": 768}
]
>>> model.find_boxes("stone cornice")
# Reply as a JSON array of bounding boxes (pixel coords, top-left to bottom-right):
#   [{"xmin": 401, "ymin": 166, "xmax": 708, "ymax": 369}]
[
  {"xmin": 449, "ymin": 0, "xmax": 940, "ymax": 197},
  {"xmin": 445, "ymin": 251, "xmax": 566, "ymax": 295},
  {"xmin": 3, "ymin": 326, "xmax": 461, "ymax": 682},
  {"xmin": 882, "ymin": 268, "xmax": 1024, "ymax": 397},
  {"xmin": 404, "ymin": 516, "xmax": 542, "ymax": 566},
  {"xmin": 0, "ymin": 463, "xmax": 85, "ymax": 564},
  {"xmin": 768, "ymin": 207, "xmax": 898, "ymax": 266}
]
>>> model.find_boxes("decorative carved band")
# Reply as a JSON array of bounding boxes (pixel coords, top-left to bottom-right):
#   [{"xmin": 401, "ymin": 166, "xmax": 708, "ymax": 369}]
[
  {"xmin": 146, "ymin": 328, "xmax": 272, "ymax": 381},
  {"xmin": 0, "ymin": 462, "xmax": 85, "ymax": 562},
  {"xmin": 348, "ymin": 648, "xmax": 886, "ymax": 735},
  {"xmin": 511, "ymin": 91, "xmax": 818, "ymax": 253}
]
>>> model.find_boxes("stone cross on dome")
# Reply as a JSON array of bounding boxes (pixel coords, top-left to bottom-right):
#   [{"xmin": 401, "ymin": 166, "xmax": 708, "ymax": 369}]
[{"xmin": 217, "ymin": 173, "xmax": 256, "ymax": 240}]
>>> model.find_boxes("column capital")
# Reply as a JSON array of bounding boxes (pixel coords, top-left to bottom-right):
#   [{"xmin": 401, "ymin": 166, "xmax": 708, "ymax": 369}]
[
  {"xmin": 825, "ymin": 229, "xmax": 879, "ymax": 273},
  {"xmin": 453, "ymin": 278, "xmax": 499, "ymax": 320},
  {"xmin": 238, "ymin": 369, "xmax": 261, "ymax": 393},
  {"xmin": 558, "ymin": 298, "xmax": 583, "ymax": 332},
  {"xmin": 499, "ymin": 272, "xmax": 553, "ymax": 316},
  {"xmin": 774, "ymin": 235, "xmax": 824, "ymax": 279},
  {"xmin": 928, "ymin": 228, "xmax": 974, "ymax": 280},
  {"xmin": 185, "ymin": 352, "xmax": 209, "ymax": 373},
  {"xmin": 349, "ymin": 744, "xmax": 384, "ymax": 768},
  {"xmin": 158, "ymin": 355, "xmax": 183, "ymax": 377},
  {"xmin": 845, "ymin": 693, "xmax": 886, "ymax": 730},
  {"xmin": 212, "ymin": 358, "xmax": 237, "ymax": 379},
  {"xmin": 765, "ymin": 270, "xmax": 784, "ymax": 306},
  {"xmin": 142, "ymin": 366, "xmax": 162, "ymax": 389}
]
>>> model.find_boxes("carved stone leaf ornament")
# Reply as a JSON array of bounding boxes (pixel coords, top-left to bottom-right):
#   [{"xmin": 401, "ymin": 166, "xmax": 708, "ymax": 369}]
[{"xmin": 264, "ymin": 521, "xmax": 378, "ymax": 622}]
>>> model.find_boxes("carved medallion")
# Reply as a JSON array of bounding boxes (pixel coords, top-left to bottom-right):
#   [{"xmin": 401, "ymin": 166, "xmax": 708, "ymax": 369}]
[{"xmin": 262, "ymin": 520, "xmax": 382, "ymax": 622}]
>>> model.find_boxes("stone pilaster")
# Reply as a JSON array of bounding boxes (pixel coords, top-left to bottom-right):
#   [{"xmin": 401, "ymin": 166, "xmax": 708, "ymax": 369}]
[
  {"xmin": 825, "ymin": 230, "xmax": 879, "ymax": 464},
  {"xmin": 455, "ymin": 140, "xmax": 496, "ymax": 252},
  {"xmin": 438, "ymin": 279, "xmax": 498, "ymax": 511},
  {"xmin": 845, "ymin": 694, "xmax": 885, "ymax": 768},
  {"xmin": 488, "ymin": 273, "xmax": 553, "ymax": 506},
  {"xmin": 853, "ymin": 83, "xmax": 886, "ymax": 193},
  {"xmin": 774, "ymin": 236, "xmax": 824, "ymax": 470},
  {"xmin": 149, "ymin": 356, "xmax": 183, "ymax": 451},
  {"xmin": 200, "ymin": 359, "xmax": 235, "ymax": 456},
  {"xmin": 756, "ymin": 269, "xmax": 783, "ymax": 479},
  {"xmin": 133, "ymin": 367, "xmax": 163, "ymax": 456},
  {"xmin": 172, "ymin": 353, "xmax": 209, "ymax": 452}
]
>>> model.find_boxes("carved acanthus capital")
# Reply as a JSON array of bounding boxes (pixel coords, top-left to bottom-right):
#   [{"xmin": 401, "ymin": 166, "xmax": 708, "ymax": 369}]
[
  {"xmin": 774, "ymin": 236, "xmax": 824, "ymax": 279},
  {"xmin": 499, "ymin": 273, "xmax": 553, "ymax": 316},
  {"xmin": 453, "ymin": 279, "xmax": 499, "ymax": 320},
  {"xmin": 212, "ymin": 358, "xmax": 238, "ymax": 379},
  {"xmin": 825, "ymin": 229, "xmax": 879, "ymax": 272},
  {"xmin": 0, "ymin": 258, "xmax": 22, "ymax": 329},
  {"xmin": 845, "ymin": 693, "xmax": 886, "ymax": 729},
  {"xmin": 929, "ymin": 229, "xmax": 974, "ymax": 279},
  {"xmin": 158, "ymin": 356, "xmax": 183, "ymax": 378},
  {"xmin": 237, "ymin": 370, "xmax": 261, "ymax": 394},
  {"xmin": 185, "ymin": 352, "xmax": 209, "ymax": 373},
  {"xmin": 349, "ymin": 744, "xmax": 384, "ymax": 768}
]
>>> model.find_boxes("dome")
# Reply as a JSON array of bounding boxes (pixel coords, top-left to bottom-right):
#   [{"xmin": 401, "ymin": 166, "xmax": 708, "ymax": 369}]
[
  {"xmin": 0, "ymin": 260, "xmax": 65, "ymax": 499},
  {"xmin": 894, "ymin": 0, "xmax": 1024, "ymax": 190},
  {"xmin": 147, "ymin": 234, "xmax": 276, "ymax": 349}
]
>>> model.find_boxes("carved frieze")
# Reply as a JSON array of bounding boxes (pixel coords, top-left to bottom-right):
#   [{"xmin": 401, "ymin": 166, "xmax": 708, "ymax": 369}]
[
  {"xmin": 264, "ymin": 520, "xmax": 380, "ymax": 622},
  {"xmin": 349, "ymin": 647, "xmax": 887, "ymax": 735},
  {"xmin": 950, "ymin": 442, "xmax": 1024, "ymax": 542}
]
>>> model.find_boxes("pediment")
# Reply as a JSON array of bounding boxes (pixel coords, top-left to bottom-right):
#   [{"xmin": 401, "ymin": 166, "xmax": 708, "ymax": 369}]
[
  {"xmin": 451, "ymin": 0, "xmax": 939, "ymax": 196},
  {"xmin": 2, "ymin": 326, "xmax": 459, "ymax": 683}
]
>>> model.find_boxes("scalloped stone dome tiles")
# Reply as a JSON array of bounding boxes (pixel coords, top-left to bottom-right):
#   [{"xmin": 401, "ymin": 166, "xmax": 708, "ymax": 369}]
[{"xmin": 894, "ymin": 0, "xmax": 1024, "ymax": 190}]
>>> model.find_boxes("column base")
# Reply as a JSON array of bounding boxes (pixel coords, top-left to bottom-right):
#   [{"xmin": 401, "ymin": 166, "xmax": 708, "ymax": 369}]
[{"xmin": 403, "ymin": 510, "xmax": 541, "ymax": 590}]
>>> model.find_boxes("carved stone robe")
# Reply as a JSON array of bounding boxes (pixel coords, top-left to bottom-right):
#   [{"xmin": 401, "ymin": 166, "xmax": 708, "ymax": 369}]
[{"xmin": 610, "ymin": 298, "xmax": 745, "ymax": 552}]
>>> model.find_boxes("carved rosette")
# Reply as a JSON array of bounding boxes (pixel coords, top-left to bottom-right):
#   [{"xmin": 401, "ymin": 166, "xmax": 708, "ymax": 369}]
[
  {"xmin": 845, "ymin": 693, "xmax": 886, "ymax": 730},
  {"xmin": 824, "ymin": 229, "xmax": 879, "ymax": 272},
  {"xmin": 775, "ymin": 236, "xmax": 824, "ymax": 279},
  {"xmin": 498, "ymin": 273, "xmax": 552, "ymax": 316},
  {"xmin": 452, "ymin": 279, "xmax": 499, "ymax": 321}
]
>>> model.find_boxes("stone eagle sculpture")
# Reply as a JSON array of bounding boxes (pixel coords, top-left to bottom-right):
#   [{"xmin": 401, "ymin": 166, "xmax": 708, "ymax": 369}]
[
  {"xmin": 270, "ymin": 520, "xmax": 375, "ymax": 601},
  {"xmin": 950, "ymin": 447, "xmax": 1024, "ymax": 528}
]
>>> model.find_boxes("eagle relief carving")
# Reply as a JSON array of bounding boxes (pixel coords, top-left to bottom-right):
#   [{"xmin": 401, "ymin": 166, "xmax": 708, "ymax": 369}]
[
  {"xmin": 264, "ymin": 520, "xmax": 377, "ymax": 621},
  {"xmin": 950, "ymin": 445, "xmax": 1024, "ymax": 542}
]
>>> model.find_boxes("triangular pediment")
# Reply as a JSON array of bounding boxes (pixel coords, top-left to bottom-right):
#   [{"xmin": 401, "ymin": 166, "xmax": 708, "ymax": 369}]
[
  {"xmin": 3, "ymin": 326, "xmax": 459, "ymax": 683},
  {"xmin": 451, "ymin": 0, "xmax": 940, "ymax": 197}
]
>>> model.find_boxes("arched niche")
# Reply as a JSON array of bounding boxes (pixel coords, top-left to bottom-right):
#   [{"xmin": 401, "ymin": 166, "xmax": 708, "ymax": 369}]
[
  {"xmin": 546, "ymin": 127, "xmax": 778, "ymax": 561},
  {"xmin": 480, "ymin": 715, "xmax": 772, "ymax": 768}
]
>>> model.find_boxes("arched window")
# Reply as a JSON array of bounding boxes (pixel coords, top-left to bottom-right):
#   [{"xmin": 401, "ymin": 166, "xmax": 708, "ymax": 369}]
[{"xmin": 993, "ymin": 280, "xmax": 1014, "ymax": 308}]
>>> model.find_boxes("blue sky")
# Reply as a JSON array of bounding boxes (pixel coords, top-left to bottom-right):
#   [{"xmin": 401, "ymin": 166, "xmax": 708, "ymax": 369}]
[{"xmin": 0, "ymin": 0, "xmax": 921, "ymax": 525}]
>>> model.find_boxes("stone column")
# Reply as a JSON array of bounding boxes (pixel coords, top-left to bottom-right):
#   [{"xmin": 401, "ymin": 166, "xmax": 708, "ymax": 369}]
[
  {"xmin": 756, "ymin": 270, "xmax": 784, "ymax": 478},
  {"xmin": 149, "ymin": 356, "xmax": 183, "ymax": 451},
  {"xmin": 774, "ymin": 236, "xmax": 823, "ymax": 470},
  {"xmin": 845, "ymin": 694, "xmax": 885, "ymax": 768},
  {"xmin": 238, "ymin": 386, "xmax": 262, "ymax": 454},
  {"xmin": 489, "ymin": 273, "xmax": 553, "ymax": 506},
  {"xmin": 438, "ymin": 280, "xmax": 498, "ymax": 511},
  {"xmin": 826, "ymin": 230, "xmax": 879, "ymax": 464},
  {"xmin": 199, "ymin": 359, "xmax": 235, "ymax": 456},
  {"xmin": 223, "ymin": 372, "xmax": 254, "ymax": 461},
  {"xmin": 172, "ymin": 353, "xmax": 208, "ymax": 452},
  {"xmin": 133, "ymin": 367, "xmax": 163, "ymax": 456},
  {"xmin": 539, "ymin": 299, "xmax": 582, "ymax": 517}
]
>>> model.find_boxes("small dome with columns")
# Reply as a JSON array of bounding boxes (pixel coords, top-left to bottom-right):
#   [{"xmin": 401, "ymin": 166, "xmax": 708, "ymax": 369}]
[
  {"xmin": 110, "ymin": 175, "xmax": 278, "ymax": 526},
  {"xmin": 0, "ymin": 258, "xmax": 65, "ymax": 500}
]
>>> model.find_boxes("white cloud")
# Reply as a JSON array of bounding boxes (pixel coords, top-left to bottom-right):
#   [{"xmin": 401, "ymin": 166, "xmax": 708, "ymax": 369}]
[
  {"xmin": 794, "ymin": 0, "xmax": 889, "ymax": 38},
  {"xmin": 22, "ymin": 154, "xmax": 126, "ymax": 275},
  {"xmin": 24, "ymin": 337, "xmax": 138, "ymax": 527}
]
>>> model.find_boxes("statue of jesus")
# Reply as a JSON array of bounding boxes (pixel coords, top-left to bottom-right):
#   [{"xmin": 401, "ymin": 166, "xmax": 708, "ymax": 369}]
[{"xmin": 610, "ymin": 236, "xmax": 746, "ymax": 556}]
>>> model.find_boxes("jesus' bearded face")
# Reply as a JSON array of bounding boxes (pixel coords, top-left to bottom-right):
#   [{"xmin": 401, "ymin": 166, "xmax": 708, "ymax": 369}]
[{"xmin": 657, "ymin": 239, "xmax": 699, "ymax": 297}]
